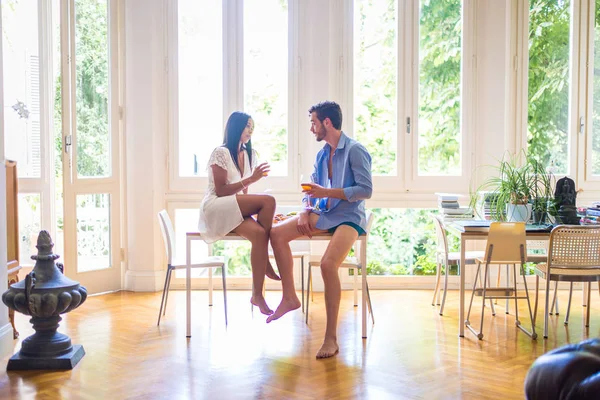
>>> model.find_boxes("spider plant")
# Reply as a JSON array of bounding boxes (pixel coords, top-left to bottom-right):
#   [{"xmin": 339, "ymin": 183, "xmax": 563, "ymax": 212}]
[{"xmin": 470, "ymin": 152, "xmax": 554, "ymax": 222}]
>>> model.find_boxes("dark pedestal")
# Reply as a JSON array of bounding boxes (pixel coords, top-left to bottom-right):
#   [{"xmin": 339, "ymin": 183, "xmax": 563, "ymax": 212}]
[{"xmin": 7, "ymin": 345, "xmax": 85, "ymax": 371}]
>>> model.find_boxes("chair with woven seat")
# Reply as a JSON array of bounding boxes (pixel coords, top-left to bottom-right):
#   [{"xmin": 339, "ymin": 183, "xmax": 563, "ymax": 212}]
[
  {"xmin": 533, "ymin": 225, "xmax": 600, "ymax": 338},
  {"xmin": 431, "ymin": 214, "xmax": 485, "ymax": 315},
  {"xmin": 305, "ymin": 213, "xmax": 375, "ymax": 325},
  {"xmin": 465, "ymin": 222, "xmax": 537, "ymax": 340},
  {"xmin": 157, "ymin": 210, "xmax": 227, "ymax": 326}
]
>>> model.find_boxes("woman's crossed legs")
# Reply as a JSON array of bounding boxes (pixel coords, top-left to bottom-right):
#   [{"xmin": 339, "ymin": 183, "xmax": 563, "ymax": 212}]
[{"xmin": 234, "ymin": 194, "xmax": 277, "ymax": 315}]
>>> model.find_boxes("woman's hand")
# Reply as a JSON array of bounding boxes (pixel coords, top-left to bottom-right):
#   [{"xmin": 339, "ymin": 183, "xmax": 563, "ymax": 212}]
[{"xmin": 250, "ymin": 162, "xmax": 271, "ymax": 183}]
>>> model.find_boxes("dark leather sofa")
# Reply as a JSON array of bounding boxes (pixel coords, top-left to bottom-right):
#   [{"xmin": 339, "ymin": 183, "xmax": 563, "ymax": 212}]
[{"xmin": 525, "ymin": 338, "xmax": 600, "ymax": 399}]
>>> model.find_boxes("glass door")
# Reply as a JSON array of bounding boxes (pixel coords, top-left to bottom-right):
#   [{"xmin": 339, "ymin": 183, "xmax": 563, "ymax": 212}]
[{"xmin": 60, "ymin": 0, "xmax": 121, "ymax": 293}]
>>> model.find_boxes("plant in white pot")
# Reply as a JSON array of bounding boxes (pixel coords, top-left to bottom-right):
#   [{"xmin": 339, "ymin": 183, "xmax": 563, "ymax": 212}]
[{"xmin": 470, "ymin": 153, "xmax": 544, "ymax": 222}]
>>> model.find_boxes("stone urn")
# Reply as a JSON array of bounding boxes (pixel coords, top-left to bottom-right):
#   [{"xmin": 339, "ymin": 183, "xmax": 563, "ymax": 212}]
[{"xmin": 2, "ymin": 230, "xmax": 87, "ymax": 370}]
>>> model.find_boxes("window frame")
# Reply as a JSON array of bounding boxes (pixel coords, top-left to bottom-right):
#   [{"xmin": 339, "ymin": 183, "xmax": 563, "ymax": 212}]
[
  {"xmin": 167, "ymin": 0, "xmax": 300, "ymax": 195},
  {"xmin": 2, "ymin": 0, "xmax": 58, "ymax": 266},
  {"xmin": 340, "ymin": 0, "xmax": 474, "ymax": 195},
  {"xmin": 513, "ymin": 0, "xmax": 600, "ymax": 193},
  {"xmin": 581, "ymin": 0, "xmax": 600, "ymax": 189}
]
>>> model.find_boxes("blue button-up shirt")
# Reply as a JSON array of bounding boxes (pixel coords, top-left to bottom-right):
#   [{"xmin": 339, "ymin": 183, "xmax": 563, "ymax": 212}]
[{"xmin": 303, "ymin": 132, "xmax": 373, "ymax": 232}]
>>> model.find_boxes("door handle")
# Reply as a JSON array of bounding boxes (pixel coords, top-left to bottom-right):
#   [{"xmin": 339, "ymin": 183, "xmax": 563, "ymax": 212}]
[{"xmin": 64, "ymin": 135, "xmax": 72, "ymax": 153}]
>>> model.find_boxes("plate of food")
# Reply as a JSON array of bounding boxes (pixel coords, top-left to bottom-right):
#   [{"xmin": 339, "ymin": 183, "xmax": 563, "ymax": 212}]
[{"xmin": 273, "ymin": 211, "xmax": 298, "ymax": 224}]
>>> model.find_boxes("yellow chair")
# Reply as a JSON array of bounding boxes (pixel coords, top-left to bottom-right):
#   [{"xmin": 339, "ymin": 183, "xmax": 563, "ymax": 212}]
[
  {"xmin": 465, "ymin": 222, "xmax": 537, "ymax": 340},
  {"xmin": 495, "ymin": 239, "xmax": 561, "ymax": 315},
  {"xmin": 533, "ymin": 225, "xmax": 600, "ymax": 338}
]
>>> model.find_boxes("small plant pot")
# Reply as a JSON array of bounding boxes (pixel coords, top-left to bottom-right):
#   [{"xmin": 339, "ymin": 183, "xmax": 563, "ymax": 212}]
[{"xmin": 506, "ymin": 203, "xmax": 531, "ymax": 222}]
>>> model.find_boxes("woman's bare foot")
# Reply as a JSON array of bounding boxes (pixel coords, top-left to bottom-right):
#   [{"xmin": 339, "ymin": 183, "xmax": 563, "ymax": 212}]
[
  {"xmin": 316, "ymin": 337, "xmax": 339, "ymax": 359},
  {"xmin": 251, "ymin": 296, "xmax": 273, "ymax": 316},
  {"xmin": 265, "ymin": 297, "xmax": 301, "ymax": 323},
  {"xmin": 266, "ymin": 261, "xmax": 281, "ymax": 281}
]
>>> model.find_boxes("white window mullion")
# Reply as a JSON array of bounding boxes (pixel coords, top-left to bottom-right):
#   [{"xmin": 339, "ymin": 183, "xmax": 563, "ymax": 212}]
[
  {"xmin": 404, "ymin": 0, "xmax": 415, "ymax": 191},
  {"xmin": 406, "ymin": 0, "xmax": 469, "ymax": 192},
  {"xmin": 38, "ymin": 0, "xmax": 55, "ymax": 236},
  {"xmin": 581, "ymin": 0, "xmax": 600, "ymax": 190},
  {"xmin": 569, "ymin": 0, "xmax": 584, "ymax": 188}
]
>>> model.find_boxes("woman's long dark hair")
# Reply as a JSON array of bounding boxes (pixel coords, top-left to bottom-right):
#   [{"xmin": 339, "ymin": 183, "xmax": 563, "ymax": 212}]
[{"xmin": 222, "ymin": 111, "xmax": 253, "ymax": 174}]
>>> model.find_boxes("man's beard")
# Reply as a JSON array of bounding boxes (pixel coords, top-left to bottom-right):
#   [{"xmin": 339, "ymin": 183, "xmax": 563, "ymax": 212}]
[{"xmin": 315, "ymin": 129, "xmax": 325, "ymax": 142}]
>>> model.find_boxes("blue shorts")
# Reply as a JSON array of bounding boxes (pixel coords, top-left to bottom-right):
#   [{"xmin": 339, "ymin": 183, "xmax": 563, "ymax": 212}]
[{"xmin": 328, "ymin": 222, "xmax": 366, "ymax": 236}]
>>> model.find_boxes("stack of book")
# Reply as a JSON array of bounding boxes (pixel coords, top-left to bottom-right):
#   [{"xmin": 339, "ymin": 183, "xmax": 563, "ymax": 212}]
[
  {"xmin": 435, "ymin": 193, "xmax": 473, "ymax": 221},
  {"xmin": 582, "ymin": 202, "xmax": 600, "ymax": 225},
  {"xmin": 474, "ymin": 191, "xmax": 498, "ymax": 220}
]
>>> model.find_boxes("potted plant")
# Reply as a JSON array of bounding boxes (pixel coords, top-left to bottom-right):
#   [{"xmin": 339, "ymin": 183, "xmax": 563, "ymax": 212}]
[
  {"xmin": 528, "ymin": 158, "xmax": 556, "ymax": 224},
  {"xmin": 470, "ymin": 152, "xmax": 554, "ymax": 223}
]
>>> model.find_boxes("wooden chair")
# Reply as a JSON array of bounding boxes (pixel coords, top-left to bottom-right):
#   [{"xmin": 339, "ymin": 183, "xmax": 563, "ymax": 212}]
[
  {"xmin": 465, "ymin": 222, "xmax": 537, "ymax": 340},
  {"xmin": 157, "ymin": 210, "xmax": 227, "ymax": 326},
  {"xmin": 6, "ymin": 160, "xmax": 21, "ymax": 339},
  {"xmin": 532, "ymin": 225, "xmax": 600, "ymax": 338}
]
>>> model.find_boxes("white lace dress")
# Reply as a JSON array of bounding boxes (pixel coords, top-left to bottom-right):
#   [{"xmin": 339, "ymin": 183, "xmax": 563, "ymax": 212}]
[{"xmin": 198, "ymin": 146, "xmax": 258, "ymax": 243}]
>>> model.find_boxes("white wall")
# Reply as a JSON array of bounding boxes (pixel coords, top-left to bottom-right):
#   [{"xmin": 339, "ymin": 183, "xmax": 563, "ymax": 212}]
[{"xmin": 123, "ymin": 0, "xmax": 169, "ymax": 291}]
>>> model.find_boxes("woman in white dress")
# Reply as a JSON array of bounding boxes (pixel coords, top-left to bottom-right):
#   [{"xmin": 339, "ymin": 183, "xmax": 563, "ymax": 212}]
[{"xmin": 198, "ymin": 111, "xmax": 279, "ymax": 316}]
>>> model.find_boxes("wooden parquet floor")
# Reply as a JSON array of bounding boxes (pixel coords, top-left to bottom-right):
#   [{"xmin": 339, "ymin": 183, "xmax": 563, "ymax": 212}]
[{"xmin": 0, "ymin": 289, "xmax": 598, "ymax": 399}]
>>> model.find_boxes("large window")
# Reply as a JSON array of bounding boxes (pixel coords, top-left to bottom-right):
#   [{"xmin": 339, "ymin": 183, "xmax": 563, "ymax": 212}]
[
  {"xmin": 353, "ymin": 0, "xmax": 397, "ymax": 176},
  {"xmin": 527, "ymin": 0, "xmax": 571, "ymax": 175},
  {"xmin": 176, "ymin": 0, "xmax": 222, "ymax": 178},
  {"xmin": 243, "ymin": 0, "xmax": 288, "ymax": 176},
  {"xmin": 2, "ymin": 0, "xmax": 41, "ymax": 178},
  {"xmin": 2, "ymin": 0, "xmax": 55, "ymax": 267},
  {"xmin": 417, "ymin": 0, "xmax": 462, "ymax": 176},
  {"xmin": 590, "ymin": 2, "xmax": 600, "ymax": 176},
  {"xmin": 352, "ymin": 0, "xmax": 465, "ymax": 188},
  {"xmin": 74, "ymin": 0, "xmax": 111, "ymax": 178},
  {"xmin": 172, "ymin": 0, "xmax": 291, "ymax": 184}
]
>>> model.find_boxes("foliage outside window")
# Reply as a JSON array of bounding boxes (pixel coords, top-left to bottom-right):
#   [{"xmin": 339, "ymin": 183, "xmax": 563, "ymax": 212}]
[
  {"xmin": 592, "ymin": 3, "xmax": 600, "ymax": 175},
  {"xmin": 527, "ymin": 0, "xmax": 570, "ymax": 175},
  {"xmin": 354, "ymin": 0, "xmax": 397, "ymax": 176},
  {"xmin": 53, "ymin": 0, "xmax": 111, "ymax": 263},
  {"xmin": 74, "ymin": 0, "xmax": 110, "ymax": 178},
  {"xmin": 418, "ymin": 0, "xmax": 462, "ymax": 176},
  {"xmin": 243, "ymin": 0, "xmax": 288, "ymax": 176},
  {"xmin": 366, "ymin": 208, "xmax": 459, "ymax": 276},
  {"xmin": 186, "ymin": 208, "xmax": 456, "ymax": 277}
]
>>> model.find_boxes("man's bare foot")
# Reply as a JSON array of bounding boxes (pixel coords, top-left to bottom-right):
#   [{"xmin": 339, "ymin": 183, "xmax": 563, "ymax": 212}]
[
  {"xmin": 265, "ymin": 297, "xmax": 301, "ymax": 323},
  {"xmin": 251, "ymin": 296, "xmax": 273, "ymax": 316},
  {"xmin": 266, "ymin": 261, "xmax": 281, "ymax": 281},
  {"xmin": 316, "ymin": 337, "xmax": 339, "ymax": 359}
]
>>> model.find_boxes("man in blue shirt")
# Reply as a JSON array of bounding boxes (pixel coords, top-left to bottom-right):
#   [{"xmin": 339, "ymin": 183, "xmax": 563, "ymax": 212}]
[{"xmin": 269, "ymin": 101, "xmax": 373, "ymax": 359}]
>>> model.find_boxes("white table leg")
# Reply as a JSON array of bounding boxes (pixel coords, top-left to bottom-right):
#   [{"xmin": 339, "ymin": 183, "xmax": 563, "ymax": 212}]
[
  {"xmin": 361, "ymin": 237, "xmax": 367, "ymax": 338},
  {"xmin": 208, "ymin": 268, "xmax": 213, "ymax": 306},
  {"xmin": 459, "ymin": 236, "xmax": 466, "ymax": 337},
  {"xmin": 186, "ymin": 235, "xmax": 192, "ymax": 338}
]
